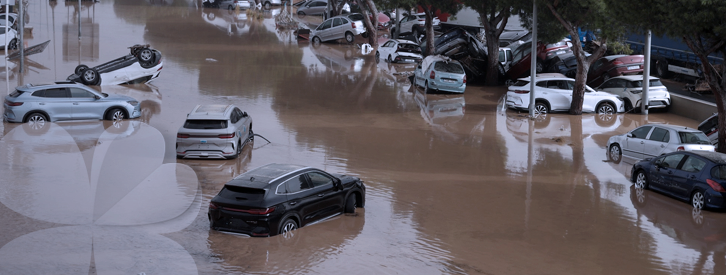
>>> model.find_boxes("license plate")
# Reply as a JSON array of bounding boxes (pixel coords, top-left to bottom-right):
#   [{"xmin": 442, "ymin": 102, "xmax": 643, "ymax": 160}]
[
  {"xmin": 627, "ymin": 65, "xmax": 640, "ymax": 70},
  {"xmin": 200, "ymin": 140, "xmax": 207, "ymax": 144},
  {"xmin": 556, "ymin": 50, "xmax": 566, "ymax": 55},
  {"xmin": 443, "ymin": 79, "xmax": 456, "ymax": 83}
]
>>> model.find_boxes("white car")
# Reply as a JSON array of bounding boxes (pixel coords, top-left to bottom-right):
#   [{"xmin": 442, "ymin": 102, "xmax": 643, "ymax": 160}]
[
  {"xmin": 595, "ymin": 75, "xmax": 671, "ymax": 112},
  {"xmin": 67, "ymin": 45, "xmax": 163, "ymax": 86},
  {"xmin": 505, "ymin": 75, "xmax": 624, "ymax": 114},
  {"xmin": 375, "ymin": 39, "xmax": 423, "ymax": 63},
  {"xmin": 0, "ymin": 26, "xmax": 18, "ymax": 50},
  {"xmin": 176, "ymin": 104, "xmax": 253, "ymax": 159},
  {"xmin": 391, "ymin": 13, "xmax": 440, "ymax": 40}
]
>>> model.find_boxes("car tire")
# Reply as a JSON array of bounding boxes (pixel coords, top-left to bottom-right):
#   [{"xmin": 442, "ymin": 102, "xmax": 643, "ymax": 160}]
[
  {"xmin": 74, "ymin": 64, "xmax": 89, "ymax": 75},
  {"xmin": 105, "ymin": 108, "xmax": 125, "ymax": 121},
  {"xmin": 634, "ymin": 170, "xmax": 649, "ymax": 189},
  {"xmin": 8, "ymin": 38, "xmax": 17, "ymax": 50},
  {"xmin": 344, "ymin": 193, "xmax": 357, "ymax": 213},
  {"xmin": 297, "ymin": 11, "xmax": 305, "ymax": 16},
  {"xmin": 655, "ymin": 59, "xmax": 671, "ymax": 78},
  {"xmin": 596, "ymin": 102, "xmax": 616, "ymax": 114},
  {"xmin": 138, "ymin": 48, "xmax": 155, "ymax": 63},
  {"xmin": 264, "ymin": 1, "xmax": 271, "ymax": 9},
  {"xmin": 424, "ymin": 81, "xmax": 431, "ymax": 93},
  {"xmin": 375, "ymin": 51, "xmax": 380, "ymax": 62},
  {"xmin": 24, "ymin": 112, "xmax": 49, "ymax": 130},
  {"xmin": 344, "ymin": 32, "xmax": 354, "ymax": 44},
  {"xmin": 692, "ymin": 190, "xmax": 705, "ymax": 210},
  {"xmin": 312, "ymin": 36, "xmax": 321, "ymax": 48},
  {"xmin": 387, "ymin": 55, "xmax": 393, "ymax": 63},
  {"xmin": 534, "ymin": 102, "xmax": 549, "ymax": 115},
  {"xmin": 608, "ymin": 143, "xmax": 622, "ymax": 164},
  {"xmin": 279, "ymin": 218, "xmax": 297, "ymax": 237},
  {"xmin": 81, "ymin": 68, "xmax": 100, "ymax": 85},
  {"xmin": 228, "ymin": 5, "xmax": 234, "ymax": 10},
  {"xmin": 249, "ymin": 125, "xmax": 254, "ymax": 142},
  {"xmin": 361, "ymin": 32, "xmax": 368, "ymax": 38},
  {"xmin": 535, "ymin": 61, "xmax": 543, "ymax": 73},
  {"xmin": 624, "ymin": 99, "xmax": 633, "ymax": 112}
]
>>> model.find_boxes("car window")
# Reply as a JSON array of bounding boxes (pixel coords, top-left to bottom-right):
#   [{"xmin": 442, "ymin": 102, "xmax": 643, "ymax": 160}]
[
  {"xmin": 230, "ymin": 111, "xmax": 239, "ymax": 124},
  {"xmin": 70, "ymin": 88, "xmax": 95, "ymax": 98},
  {"xmin": 383, "ymin": 41, "xmax": 393, "ymax": 47},
  {"xmin": 347, "ymin": 13, "xmax": 364, "ymax": 21},
  {"xmin": 561, "ymin": 80, "xmax": 574, "ymax": 90},
  {"xmin": 699, "ymin": 116, "xmax": 718, "ymax": 134},
  {"xmin": 307, "ymin": 172, "xmax": 333, "ymax": 187},
  {"xmin": 648, "ymin": 127, "xmax": 670, "ymax": 142},
  {"xmin": 630, "ymin": 79, "xmax": 665, "ymax": 87},
  {"xmin": 511, "ymin": 43, "xmax": 531, "ymax": 64},
  {"xmin": 339, "ymin": 18, "xmax": 349, "ymax": 24},
  {"xmin": 332, "ymin": 18, "xmax": 342, "ymax": 27},
  {"xmin": 219, "ymin": 186, "xmax": 265, "ymax": 201},
  {"xmin": 183, "ymin": 120, "xmax": 228, "ymax": 129},
  {"xmin": 434, "ymin": 62, "xmax": 464, "ymax": 74},
  {"xmin": 318, "ymin": 19, "xmax": 332, "ymax": 30},
  {"xmin": 661, "ymin": 154, "xmax": 686, "ymax": 169},
  {"xmin": 678, "ymin": 131, "xmax": 711, "ymax": 144},
  {"xmin": 711, "ymin": 165, "xmax": 726, "ymax": 180},
  {"xmin": 630, "ymin": 126, "xmax": 653, "ymax": 139},
  {"xmin": 536, "ymin": 81, "xmax": 547, "ymax": 88},
  {"xmin": 682, "ymin": 156, "xmax": 707, "ymax": 173},
  {"xmin": 513, "ymin": 80, "xmax": 530, "ymax": 86},
  {"xmin": 34, "ymin": 88, "xmax": 69, "ymax": 98},
  {"xmin": 285, "ymin": 175, "xmax": 311, "ymax": 193}
]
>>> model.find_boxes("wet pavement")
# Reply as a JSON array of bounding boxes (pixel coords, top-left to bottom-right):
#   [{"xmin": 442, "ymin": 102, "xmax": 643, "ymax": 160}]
[{"xmin": 0, "ymin": 1, "xmax": 724, "ymax": 274}]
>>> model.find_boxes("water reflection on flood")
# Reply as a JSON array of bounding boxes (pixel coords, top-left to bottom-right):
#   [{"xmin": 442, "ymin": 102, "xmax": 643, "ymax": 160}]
[{"xmin": 0, "ymin": 1, "xmax": 724, "ymax": 274}]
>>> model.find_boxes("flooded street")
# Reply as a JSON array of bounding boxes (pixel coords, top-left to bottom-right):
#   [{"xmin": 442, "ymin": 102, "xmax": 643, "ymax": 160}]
[{"xmin": 1, "ymin": 1, "xmax": 724, "ymax": 274}]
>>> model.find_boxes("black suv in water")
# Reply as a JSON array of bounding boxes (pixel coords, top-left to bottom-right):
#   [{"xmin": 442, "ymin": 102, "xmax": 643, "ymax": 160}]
[{"xmin": 209, "ymin": 163, "xmax": 365, "ymax": 237}]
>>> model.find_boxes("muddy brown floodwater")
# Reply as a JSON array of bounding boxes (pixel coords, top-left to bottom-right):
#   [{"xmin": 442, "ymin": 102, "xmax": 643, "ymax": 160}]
[{"xmin": 0, "ymin": 1, "xmax": 724, "ymax": 274}]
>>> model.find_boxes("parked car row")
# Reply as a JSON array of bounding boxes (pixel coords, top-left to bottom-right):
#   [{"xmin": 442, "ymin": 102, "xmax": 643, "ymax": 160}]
[{"xmin": 505, "ymin": 74, "xmax": 624, "ymax": 114}]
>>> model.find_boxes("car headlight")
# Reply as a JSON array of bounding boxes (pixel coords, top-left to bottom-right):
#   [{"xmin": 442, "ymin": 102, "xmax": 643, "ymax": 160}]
[{"xmin": 127, "ymin": 100, "xmax": 139, "ymax": 106}]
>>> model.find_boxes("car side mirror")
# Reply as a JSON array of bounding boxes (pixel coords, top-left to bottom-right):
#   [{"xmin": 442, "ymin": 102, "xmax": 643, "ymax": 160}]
[
  {"xmin": 94, "ymin": 95, "xmax": 100, "ymax": 100},
  {"xmin": 334, "ymin": 178, "xmax": 342, "ymax": 190},
  {"xmin": 627, "ymin": 133, "xmax": 634, "ymax": 138},
  {"xmin": 242, "ymin": 112, "xmax": 248, "ymax": 117}
]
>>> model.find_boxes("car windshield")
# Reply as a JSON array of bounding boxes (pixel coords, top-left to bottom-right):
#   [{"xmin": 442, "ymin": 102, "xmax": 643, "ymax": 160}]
[
  {"xmin": 218, "ymin": 186, "xmax": 265, "ymax": 201},
  {"xmin": 678, "ymin": 131, "xmax": 711, "ymax": 144},
  {"xmin": 347, "ymin": 14, "xmax": 364, "ymax": 21},
  {"xmin": 434, "ymin": 62, "xmax": 464, "ymax": 74},
  {"xmin": 513, "ymin": 80, "xmax": 530, "ymax": 86},
  {"xmin": 630, "ymin": 79, "xmax": 664, "ymax": 87},
  {"xmin": 184, "ymin": 119, "xmax": 228, "ymax": 129}
]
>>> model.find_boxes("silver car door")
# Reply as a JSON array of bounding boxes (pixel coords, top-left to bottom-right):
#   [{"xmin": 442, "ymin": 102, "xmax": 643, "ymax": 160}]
[
  {"xmin": 70, "ymin": 88, "xmax": 102, "ymax": 120},
  {"xmin": 624, "ymin": 126, "xmax": 653, "ymax": 159},
  {"xmin": 332, "ymin": 18, "xmax": 344, "ymax": 40},
  {"xmin": 641, "ymin": 127, "xmax": 670, "ymax": 158},
  {"xmin": 38, "ymin": 88, "xmax": 73, "ymax": 121}
]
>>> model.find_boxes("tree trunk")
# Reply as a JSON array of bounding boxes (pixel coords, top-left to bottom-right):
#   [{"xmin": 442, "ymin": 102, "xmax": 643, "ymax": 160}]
[
  {"xmin": 360, "ymin": 0, "xmax": 379, "ymax": 47},
  {"xmin": 421, "ymin": 6, "xmax": 435, "ymax": 56},
  {"xmin": 478, "ymin": 5, "xmax": 509, "ymax": 86}
]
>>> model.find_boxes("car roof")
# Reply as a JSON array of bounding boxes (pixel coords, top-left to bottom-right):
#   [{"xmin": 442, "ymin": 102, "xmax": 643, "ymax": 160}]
[
  {"xmin": 226, "ymin": 163, "xmax": 309, "ymax": 189},
  {"xmin": 186, "ymin": 104, "xmax": 234, "ymax": 120},
  {"xmin": 613, "ymin": 75, "xmax": 661, "ymax": 81},
  {"xmin": 516, "ymin": 75, "xmax": 571, "ymax": 81},
  {"xmin": 392, "ymin": 39, "xmax": 417, "ymax": 45},
  {"xmin": 642, "ymin": 123, "xmax": 701, "ymax": 132},
  {"xmin": 16, "ymin": 82, "xmax": 93, "ymax": 92}
]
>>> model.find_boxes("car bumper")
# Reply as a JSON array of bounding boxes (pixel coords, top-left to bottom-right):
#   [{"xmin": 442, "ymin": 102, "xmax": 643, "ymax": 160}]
[
  {"xmin": 429, "ymin": 80, "xmax": 466, "ymax": 93},
  {"xmin": 705, "ymin": 190, "xmax": 726, "ymax": 209},
  {"xmin": 177, "ymin": 141, "xmax": 236, "ymax": 159},
  {"xmin": 3, "ymin": 108, "xmax": 22, "ymax": 122},
  {"xmin": 209, "ymin": 209, "xmax": 283, "ymax": 237}
]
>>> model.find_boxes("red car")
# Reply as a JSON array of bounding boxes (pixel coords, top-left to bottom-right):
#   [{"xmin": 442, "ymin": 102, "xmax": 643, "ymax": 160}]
[
  {"xmin": 505, "ymin": 40, "xmax": 572, "ymax": 81},
  {"xmin": 587, "ymin": 54, "xmax": 644, "ymax": 87}
]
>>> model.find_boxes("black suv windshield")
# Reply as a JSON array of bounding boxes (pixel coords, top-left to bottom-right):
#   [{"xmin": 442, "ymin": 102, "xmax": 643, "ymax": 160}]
[{"xmin": 184, "ymin": 120, "xmax": 228, "ymax": 129}]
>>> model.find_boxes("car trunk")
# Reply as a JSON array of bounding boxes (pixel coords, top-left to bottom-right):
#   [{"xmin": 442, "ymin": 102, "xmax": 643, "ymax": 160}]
[
  {"xmin": 212, "ymin": 185, "xmax": 268, "ymax": 209},
  {"xmin": 178, "ymin": 119, "xmax": 232, "ymax": 148}
]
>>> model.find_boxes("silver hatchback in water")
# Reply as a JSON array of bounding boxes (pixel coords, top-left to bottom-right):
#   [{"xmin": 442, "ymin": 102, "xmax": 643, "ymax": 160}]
[
  {"xmin": 176, "ymin": 104, "xmax": 253, "ymax": 159},
  {"xmin": 3, "ymin": 82, "xmax": 141, "ymax": 124},
  {"xmin": 607, "ymin": 124, "xmax": 715, "ymax": 163}
]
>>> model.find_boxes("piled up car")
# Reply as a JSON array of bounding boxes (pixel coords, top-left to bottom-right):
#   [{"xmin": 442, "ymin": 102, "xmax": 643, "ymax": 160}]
[{"xmin": 421, "ymin": 27, "xmax": 504, "ymax": 82}]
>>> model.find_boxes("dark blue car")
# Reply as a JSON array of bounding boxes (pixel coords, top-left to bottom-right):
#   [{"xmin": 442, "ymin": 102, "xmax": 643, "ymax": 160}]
[{"xmin": 631, "ymin": 151, "xmax": 726, "ymax": 210}]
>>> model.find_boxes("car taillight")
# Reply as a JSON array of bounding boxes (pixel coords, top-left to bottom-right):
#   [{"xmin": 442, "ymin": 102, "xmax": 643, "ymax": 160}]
[
  {"xmin": 677, "ymin": 146, "xmax": 685, "ymax": 151},
  {"xmin": 209, "ymin": 202, "xmax": 218, "ymax": 210},
  {"xmin": 5, "ymin": 101, "xmax": 22, "ymax": 106},
  {"xmin": 463, "ymin": 75, "xmax": 467, "ymax": 83},
  {"xmin": 351, "ymin": 22, "xmax": 356, "ymax": 28},
  {"xmin": 177, "ymin": 133, "xmax": 190, "ymax": 138},
  {"xmin": 707, "ymin": 179, "xmax": 726, "ymax": 192},
  {"xmin": 514, "ymin": 90, "xmax": 529, "ymax": 94},
  {"xmin": 612, "ymin": 60, "xmax": 624, "ymax": 65},
  {"xmin": 430, "ymin": 71, "xmax": 435, "ymax": 79},
  {"xmin": 218, "ymin": 133, "xmax": 236, "ymax": 138},
  {"xmin": 223, "ymin": 206, "xmax": 276, "ymax": 215}
]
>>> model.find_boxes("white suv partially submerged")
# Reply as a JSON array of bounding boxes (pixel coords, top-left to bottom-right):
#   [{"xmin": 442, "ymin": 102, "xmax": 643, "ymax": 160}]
[{"xmin": 176, "ymin": 104, "xmax": 253, "ymax": 159}]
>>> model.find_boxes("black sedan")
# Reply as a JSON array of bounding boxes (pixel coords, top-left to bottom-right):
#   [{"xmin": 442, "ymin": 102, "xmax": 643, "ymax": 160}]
[
  {"xmin": 631, "ymin": 151, "xmax": 726, "ymax": 210},
  {"xmin": 208, "ymin": 163, "xmax": 365, "ymax": 237}
]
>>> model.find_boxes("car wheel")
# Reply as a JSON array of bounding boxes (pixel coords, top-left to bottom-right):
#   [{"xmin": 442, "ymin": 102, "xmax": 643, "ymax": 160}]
[
  {"xmin": 424, "ymin": 81, "xmax": 431, "ymax": 93},
  {"xmin": 227, "ymin": 5, "xmax": 234, "ymax": 10},
  {"xmin": 344, "ymin": 193, "xmax": 357, "ymax": 213},
  {"xmin": 534, "ymin": 102, "xmax": 549, "ymax": 115},
  {"xmin": 655, "ymin": 59, "xmax": 671, "ymax": 78},
  {"xmin": 138, "ymin": 48, "xmax": 155, "ymax": 63},
  {"xmin": 596, "ymin": 102, "xmax": 615, "ymax": 114},
  {"xmin": 624, "ymin": 99, "xmax": 633, "ymax": 112},
  {"xmin": 390, "ymin": 28, "xmax": 396, "ymax": 39},
  {"xmin": 375, "ymin": 51, "xmax": 380, "ymax": 62},
  {"xmin": 361, "ymin": 32, "xmax": 368, "ymax": 38},
  {"xmin": 692, "ymin": 190, "xmax": 705, "ymax": 210},
  {"xmin": 535, "ymin": 61, "xmax": 543, "ymax": 73},
  {"xmin": 25, "ymin": 112, "xmax": 48, "ymax": 125},
  {"xmin": 8, "ymin": 38, "xmax": 17, "ymax": 50},
  {"xmin": 228, "ymin": 140, "xmax": 241, "ymax": 159},
  {"xmin": 634, "ymin": 170, "xmax": 649, "ymax": 189},
  {"xmin": 105, "ymin": 108, "xmax": 125, "ymax": 121},
  {"xmin": 312, "ymin": 36, "xmax": 321, "ymax": 48},
  {"xmin": 279, "ymin": 218, "xmax": 297, "ymax": 237},
  {"xmin": 608, "ymin": 143, "xmax": 622, "ymax": 164},
  {"xmin": 74, "ymin": 64, "xmax": 89, "ymax": 75},
  {"xmin": 264, "ymin": 1, "xmax": 271, "ymax": 9},
  {"xmin": 388, "ymin": 55, "xmax": 393, "ymax": 63},
  {"xmin": 344, "ymin": 32, "xmax": 354, "ymax": 44},
  {"xmin": 297, "ymin": 11, "xmax": 305, "ymax": 16},
  {"xmin": 81, "ymin": 68, "xmax": 99, "ymax": 85}
]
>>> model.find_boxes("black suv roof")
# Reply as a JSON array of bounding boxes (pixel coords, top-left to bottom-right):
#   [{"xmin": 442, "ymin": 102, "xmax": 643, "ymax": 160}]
[{"xmin": 227, "ymin": 163, "xmax": 308, "ymax": 189}]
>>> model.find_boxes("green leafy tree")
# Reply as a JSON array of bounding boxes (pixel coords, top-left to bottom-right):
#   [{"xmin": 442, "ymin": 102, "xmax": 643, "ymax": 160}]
[
  {"xmin": 610, "ymin": 0, "xmax": 726, "ymax": 150},
  {"xmin": 521, "ymin": 0, "xmax": 625, "ymax": 115}
]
